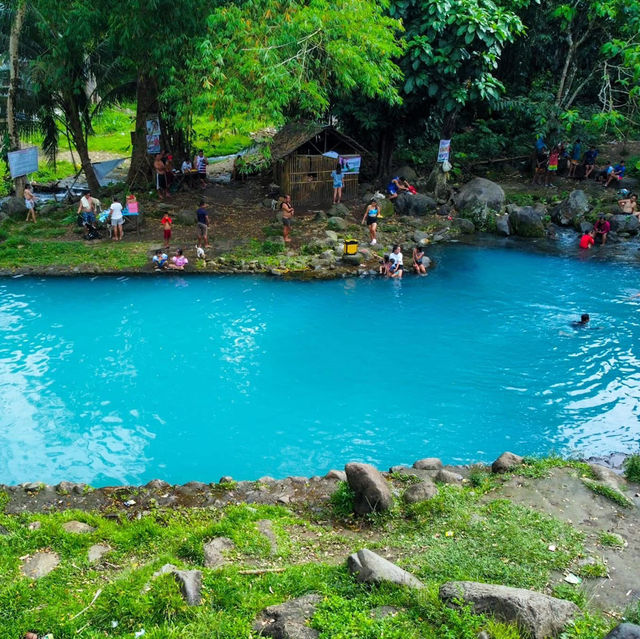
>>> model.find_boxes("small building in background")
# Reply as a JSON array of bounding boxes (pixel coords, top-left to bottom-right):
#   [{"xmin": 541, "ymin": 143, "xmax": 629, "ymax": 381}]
[{"xmin": 270, "ymin": 121, "xmax": 368, "ymax": 205}]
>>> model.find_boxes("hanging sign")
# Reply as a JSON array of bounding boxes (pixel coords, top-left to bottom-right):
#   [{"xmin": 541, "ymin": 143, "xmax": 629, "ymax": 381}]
[
  {"xmin": 437, "ymin": 139, "xmax": 451, "ymax": 163},
  {"xmin": 8, "ymin": 147, "xmax": 39, "ymax": 178},
  {"xmin": 339, "ymin": 155, "xmax": 361, "ymax": 174}
]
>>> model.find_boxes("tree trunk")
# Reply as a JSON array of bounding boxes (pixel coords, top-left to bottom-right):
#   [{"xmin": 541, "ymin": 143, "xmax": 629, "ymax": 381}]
[
  {"xmin": 66, "ymin": 95, "xmax": 101, "ymax": 193},
  {"xmin": 376, "ymin": 125, "xmax": 395, "ymax": 179},
  {"xmin": 7, "ymin": 0, "xmax": 27, "ymax": 198},
  {"xmin": 127, "ymin": 72, "xmax": 159, "ymax": 188},
  {"xmin": 426, "ymin": 110, "xmax": 458, "ymax": 199}
]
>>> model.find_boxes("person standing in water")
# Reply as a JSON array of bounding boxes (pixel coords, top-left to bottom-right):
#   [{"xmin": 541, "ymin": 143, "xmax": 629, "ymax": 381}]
[{"xmin": 361, "ymin": 198, "xmax": 379, "ymax": 245}]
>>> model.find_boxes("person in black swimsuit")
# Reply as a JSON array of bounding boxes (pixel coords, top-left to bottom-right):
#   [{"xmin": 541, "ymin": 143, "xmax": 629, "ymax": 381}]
[
  {"xmin": 412, "ymin": 245, "xmax": 426, "ymax": 274},
  {"xmin": 361, "ymin": 198, "xmax": 379, "ymax": 245}
]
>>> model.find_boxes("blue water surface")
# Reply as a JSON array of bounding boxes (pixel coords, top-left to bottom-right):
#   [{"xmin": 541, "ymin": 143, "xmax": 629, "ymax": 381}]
[{"xmin": 1, "ymin": 245, "xmax": 639, "ymax": 486}]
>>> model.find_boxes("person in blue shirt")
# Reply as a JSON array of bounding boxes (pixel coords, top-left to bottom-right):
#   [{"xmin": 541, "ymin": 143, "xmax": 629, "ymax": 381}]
[
  {"xmin": 568, "ymin": 139, "xmax": 582, "ymax": 177},
  {"xmin": 605, "ymin": 160, "xmax": 626, "ymax": 188},
  {"xmin": 535, "ymin": 136, "xmax": 547, "ymax": 153},
  {"xmin": 583, "ymin": 146, "xmax": 598, "ymax": 179},
  {"xmin": 330, "ymin": 164, "xmax": 343, "ymax": 204}
]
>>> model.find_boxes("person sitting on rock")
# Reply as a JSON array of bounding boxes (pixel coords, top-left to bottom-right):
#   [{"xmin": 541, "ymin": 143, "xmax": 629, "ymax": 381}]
[
  {"xmin": 579, "ymin": 229, "xmax": 595, "ymax": 249},
  {"xmin": 617, "ymin": 190, "xmax": 638, "ymax": 215},
  {"xmin": 593, "ymin": 215, "xmax": 610, "ymax": 246},
  {"xmin": 378, "ymin": 254, "xmax": 391, "ymax": 276},
  {"xmin": 412, "ymin": 245, "xmax": 427, "ymax": 274},
  {"xmin": 387, "ymin": 176, "xmax": 409, "ymax": 201},
  {"xmin": 388, "ymin": 244, "xmax": 404, "ymax": 278},
  {"xmin": 400, "ymin": 177, "xmax": 417, "ymax": 194},
  {"xmin": 605, "ymin": 160, "xmax": 626, "ymax": 188},
  {"xmin": 583, "ymin": 146, "xmax": 598, "ymax": 179}
]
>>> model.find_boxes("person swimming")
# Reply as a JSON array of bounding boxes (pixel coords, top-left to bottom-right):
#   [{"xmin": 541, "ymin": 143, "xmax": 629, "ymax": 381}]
[{"xmin": 571, "ymin": 313, "xmax": 590, "ymax": 328}]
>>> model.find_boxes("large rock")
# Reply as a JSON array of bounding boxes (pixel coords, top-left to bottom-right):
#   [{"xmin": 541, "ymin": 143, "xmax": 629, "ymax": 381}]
[
  {"xmin": 453, "ymin": 217, "xmax": 475, "ymax": 234},
  {"xmin": 63, "ymin": 520, "xmax": 95, "ymax": 534},
  {"xmin": 341, "ymin": 252, "xmax": 364, "ymax": 266},
  {"xmin": 204, "ymin": 537, "xmax": 234, "ymax": 569},
  {"xmin": 604, "ymin": 624, "xmax": 640, "ymax": 639},
  {"xmin": 403, "ymin": 481, "xmax": 438, "ymax": 504},
  {"xmin": 347, "ymin": 549, "xmax": 424, "ymax": 589},
  {"xmin": 394, "ymin": 192, "xmax": 437, "ymax": 217},
  {"xmin": 492, "ymin": 452, "xmax": 524, "ymax": 473},
  {"xmin": 328, "ymin": 203, "xmax": 350, "ymax": 218},
  {"xmin": 439, "ymin": 581, "xmax": 579, "ymax": 639},
  {"xmin": 0, "ymin": 196, "xmax": 27, "ymax": 220},
  {"xmin": 21, "ymin": 552, "xmax": 60, "ymax": 579},
  {"xmin": 391, "ymin": 166, "xmax": 417, "ymax": 182},
  {"xmin": 327, "ymin": 216, "xmax": 347, "ymax": 231},
  {"xmin": 550, "ymin": 190, "xmax": 589, "ymax": 226},
  {"xmin": 153, "ymin": 564, "xmax": 202, "ymax": 606},
  {"xmin": 413, "ymin": 458, "xmax": 443, "ymax": 470},
  {"xmin": 455, "ymin": 178, "xmax": 505, "ymax": 214},
  {"xmin": 608, "ymin": 214, "xmax": 639, "ymax": 235},
  {"xmin": 88, "ymin": 544, "xmax": 110, "ymax": 563},
  {"xmin": 345, "ymin": 462, "xmax": 393, "ymax": 514},
  {"xmin": 496, "ymin": 213, "xmax": 511, "ymax": 236},
  {"xmin": 508, "ymin": 206, "xmax": 545, "ymax": 238},
  {"xmin": 253, "ymin": 593, "xmax": 322, "ymax": 639},
  {"xmin": 436, "ymin": 469, "xmax": 463, "ymax": 484}
]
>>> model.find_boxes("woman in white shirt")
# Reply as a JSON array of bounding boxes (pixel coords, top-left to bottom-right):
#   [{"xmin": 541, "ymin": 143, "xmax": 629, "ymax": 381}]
[
  {"xmin": 389, "ymin": 244, "xmax": 403, "ymax": 278},
  {"xmin": 109, "ymin": 198, "xmax": 124, "ymax": 241}
]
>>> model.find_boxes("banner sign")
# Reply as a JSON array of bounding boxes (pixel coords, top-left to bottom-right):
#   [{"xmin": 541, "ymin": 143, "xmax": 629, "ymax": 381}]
[
  {"xmin": 437, "ymin": 139, "xmax": 451, "ymax": 163},
  {"xmin": 146, "ymin": 117, "xmax": 161, "ymax": 154},
  {"xmin": 339, "ymin": 155, "xmax": 361, "ymax": 174},
  {"xmin": 8, "ymin": 147, "xmax": 38, "ymax": 178}
]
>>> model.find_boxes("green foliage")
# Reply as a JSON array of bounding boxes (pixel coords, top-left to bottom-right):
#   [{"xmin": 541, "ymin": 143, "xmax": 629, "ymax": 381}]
[
  {"xmin": 0, "ymin": 160, "xmax": 10, "ymax": 198},
  {"xmin": 622, "ymin": 453, "xmax": 640, "ymax": 483},
  {"xmin": 560, "ymin": 612, "xmax": 615, "ymax": 639},
  {"xmin": 576, "ymin": 558, "xmax": 608, "ymax": 579},
  {"xmin": 581, "ymin": 478, "xmax": 633, "ymax": 508},
  {"xmin": 598, "ymin": 531, "xmax": 625, "ymax": 548},
  {"xmin": 552, "ymin": 583, "xmax": 587, "ymax": 608},
  {"xmin": 31, "ymin": 160, "xmax": 78, "ymax": 183},
  {"xmin": 330, "ymin": 481, "xmax": 355, "ymax": 518},
  {"xmin": 518, "ymin": 456, "xmax": 593, "ymax": 479}
]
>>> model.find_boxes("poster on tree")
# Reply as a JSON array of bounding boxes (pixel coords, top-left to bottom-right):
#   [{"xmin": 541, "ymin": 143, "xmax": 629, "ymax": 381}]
[
  {"xmin": 437, "ymin": 139, "xmax": 451, "ymax": 163},
  {"xmin": 146, "ymin": 117, "xmax": 161, "ymax": 154}
]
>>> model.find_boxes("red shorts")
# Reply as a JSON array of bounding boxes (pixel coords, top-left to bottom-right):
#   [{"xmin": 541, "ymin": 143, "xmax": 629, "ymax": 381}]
[{"xmin": 163, "ymin": 229, "xmax": 171, "ymax": 241}]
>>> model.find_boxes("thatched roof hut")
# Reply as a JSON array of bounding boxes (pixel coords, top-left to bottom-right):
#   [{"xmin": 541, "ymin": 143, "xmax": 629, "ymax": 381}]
[{"xmin": 271, "ymin": 122, "xmax": 368, "ymax": 205}]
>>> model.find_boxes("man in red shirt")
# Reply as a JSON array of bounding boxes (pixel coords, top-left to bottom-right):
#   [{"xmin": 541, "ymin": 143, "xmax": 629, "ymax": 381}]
[
  {"xmin": 593, "ymin": 215, "xmax": 611, "ymax": 245},
  {"xmin": 579, "ymin": 229, "xmax": 595, "ymax": 249}
]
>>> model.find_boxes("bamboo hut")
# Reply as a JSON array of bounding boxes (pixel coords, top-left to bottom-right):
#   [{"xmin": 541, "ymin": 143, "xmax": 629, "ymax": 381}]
[{"xmin": 271, "ymin": 122, "xmax": 368, "ymax": 205}]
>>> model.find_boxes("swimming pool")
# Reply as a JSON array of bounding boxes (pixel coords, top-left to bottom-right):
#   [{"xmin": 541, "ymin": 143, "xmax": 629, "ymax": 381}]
[{"xmin": 1, "ymin": 245, "xmax": 639, "ymax": 486}]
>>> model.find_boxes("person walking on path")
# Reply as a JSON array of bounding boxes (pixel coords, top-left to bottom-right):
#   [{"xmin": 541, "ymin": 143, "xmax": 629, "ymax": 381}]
[
  {"xmin": 194, "ymin": 150, "xmax": 208, "ymax": 189},
  {"xmin": 331, "ymin": 163, "xmax": 343, "ymax": 204},
  {"xmin": 24, "ymin": 184, "xmax": 37, "ymax": 222},
  {"xmin": 361, "ymin": 198, "xmax": 379, "ymax": 245},
  {"xmin": 109, "ymin": 197, "xmax": 124, "ymax": 241},
  {"xmin": 196, "ymin": 200, "xmax": 210, "ymax": 248}
]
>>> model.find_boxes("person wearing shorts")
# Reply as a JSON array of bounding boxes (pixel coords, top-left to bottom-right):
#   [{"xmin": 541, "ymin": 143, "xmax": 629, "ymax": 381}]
[
  {"xmin": 154, "ymin": 154, "xmax": 169, "ymax": 199},
  {"xmin": 331, "ymin": 163, "xmax": 343, "ymax": 204},
  {"xmin": 361, "ymin": 198, "xmax": 379, "ymax": 245},
  {"xmin": 109, "ymin": 197, "xmax": 124, "ymax": 241},
  {"xmin": 568, "ymin": 139, "xmax": 582, "ymax": 177},
  {"xmin": 161, "ymin": 213, "xmax": 173, "ymax": 248},
  {"xmin": 24, "ymin": 184, "xmax": 37, "ymax": 223},
  {"xmin": 196, "ymin": 201, "xmax": 210, "ymax": 248},
  {"xmin": 389, "ymin": 244, "xmax": 404, "ymax": 278}
]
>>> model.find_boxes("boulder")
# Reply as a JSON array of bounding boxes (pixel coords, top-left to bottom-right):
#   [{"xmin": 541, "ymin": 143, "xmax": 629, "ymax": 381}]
[
  {"xmin": 88, "ymin": 544, "xmax": 110, "ymax": 563},
  {"xmin": 495, "ymin": 213, "xmax": 511, "ymax": 236},
  {"xmin": 436, "ymin": 204, "xmax": 451, "ymax": 217},
  {"xmin": 579, "ymin": 221, "xmax": 593, "ymax": 234},
  {"xmin": 436, "ymin": 469, "xmax": 463, "ymax": 484},
  {"xmin": 439, "ymin": 581, "xmax": 579, "ymax": 639},
  {"xmin": 345, "ymin": 462, "xmax": 393, "ymax": 515},
  {"xmin": 204, "ymin": 537, "xmax": 234, "ymax": 569},
  {"xmin": 348, "ymin": 549, "xmax": 424, "ymax": 588},
  {"xmin": 327, "ymin": 216, "xmax": 348, "ymax": 231},
  {"xmin": 328, "ymin": 203, "xmax": 350, "ymax": 218},
  {"xmin": 314, "ymin": 211, "xmax": 328, "ymax": 222},
  {"xmin": 325, "ymin": 230, "xmax": 338, "ymax": 242},
  {"xmin": 551, "ymin": 190, "xmax": 589, "ymax": 226},
  {"xmin": 455, "ymin": 178, "xmax": 505, "ymax": 214},
  {"xmin": 413, "ymin": 230, "xmax": 429, "ymax": 244},
  {"xmin": 403, "ymin": 481, "xmax": 438, "ymax": 504},
  {"xmin": 604, "ymin": 624, "xmax": 640, "ymax": 639},
  {"xmin": 341, "ymin": 253, "xmax": 364, "ymax": 266},
  {"xmin": 325, "ymin": 469, "xmax": 347, "ymax": 481},
  {"xmin": 153, "ymin": 564, "xmax": 202, "ymax": 606},
  {"xmin": 394, "ymin": 192, "xmax": 437, "ymax": 217},
  {"xmin": 413, "ymin": 458, "xmax": 443, "ymax": 470},
  {"xmin": 391, "ymin": 166, "xmax": 417, "ymax": 182},
  {"xmin": 492, "ymin": 452, "xmax": 524, "ymax": 473},
  {"xmin": 21, "ymin": 552, "xmax": 60, "ymax": 579},
  {"xmin": 62, "ymin": 520, "xmax": 95, "ymax": 534},
  {"xmin": 0, "ymin": 196, "xmax": 27, "ymax": 220},
  {"xmin": 253, "ymin": 593, "xmax": 322, "ymax": 639},
  {"xmin": 508, "ymin": 206, "xmax": 545, "ymax": 238},
  {"xmin": 453, "ymin": 217, "xmax": 476, "ymax": 234},
  {"xmin": 257, "ymin": 519, "xmax": 279, "ymax": 554},
  {"xmin": 608, "ymin": 214, "xmax": 639, "ymax": 235}
]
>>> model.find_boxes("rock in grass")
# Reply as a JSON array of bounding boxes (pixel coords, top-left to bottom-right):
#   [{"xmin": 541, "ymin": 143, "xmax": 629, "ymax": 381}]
[
  {"xmin": 604, "ymin": 624, "xmax": 640, "ymax": 639},
  {"xmin": 63, "ymin": 520, "xmax": 95, "ymax": 534},
  {"xmin": 88, "ymin": 544, "xmax": 110, "ymax": 563},
  {"xmin": 152, "ymin": 564, "xmax": 202, "ymax": 606},
  {"xmin": 436, "ymin": 469, "xmax": 463, "ymax": 484},
  {"xmin": 257, "ymin": 519, "xmax": 278, "ymax": 555},
  {"xmin": 21, "ymin": 552, "xmax": 60, "ymax": 579},
  {"xmin": 439, "ymin": 581, "xmax": 579, "ymax": 639},
  {"xmin": 492, "ymin": 452, "xmax": 524, "ymax": 474},
  {"xmin": 327, "ymin": 216, "xmax": 347, "ymax": 231},
  {"xmin": 348, "ymin": 549, "xmax": 424, "ymax": 589},
  {"xmin": 328, "ymin": 203, "xmax": 350, "ymax": 218},
  {"xmin": 345, "ymin": 462, "xmax": 393, "ymax": 515},
  {"xmin": 413, "ymin": 458, "xmax": 443, "ymax": 471},
  {"xmin": 253, "ymin": 593, "xmax": 322, "ymax": 639},
  {"xmin": 403, "ymin": 481, "xmax": 438, "ymax": 504},
  {"xmin": 203, "ymin": 537, "xmax": 234, "ymax": 569}
]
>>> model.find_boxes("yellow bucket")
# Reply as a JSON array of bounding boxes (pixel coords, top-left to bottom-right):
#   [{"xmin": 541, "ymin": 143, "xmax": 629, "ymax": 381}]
[{"xmin": 344, "ymin": 239, "xmax": 359, "ymax": 255}]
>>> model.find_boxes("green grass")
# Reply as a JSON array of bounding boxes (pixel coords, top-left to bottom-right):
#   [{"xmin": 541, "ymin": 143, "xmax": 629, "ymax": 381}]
[
  {"xmin": 31, "ymin": 159, "xmax": 78, "ymax": 183},
  {"xmin": 623, "ymin": 453, "xmax": 640, "ymax": 483},
  {"xmin": 518, "ymin": 456, "xmax": 593, "ymax": 479},
  {"xmin": 598, "ymin": 531, "xmax": 626, "ymax": 548},
  {"xmin": 582, "ymin": 478, "xmax": 633, "ymax": 508}
]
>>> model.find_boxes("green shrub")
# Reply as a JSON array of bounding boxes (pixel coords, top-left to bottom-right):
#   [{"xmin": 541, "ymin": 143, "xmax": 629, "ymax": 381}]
[
  {"xmin": 552, "ymin": 583, "xmax": 587, "ymax": 608},
  {"xmin": 330, "ymin": 481, "xmax": 355, "ymax": 518},
  {"xmin": 598, "ymin": 531, "xmax": 625, "ymax": 548},
  {"xmin": 299, "ymin": 243, "xmax": 324, "ymax": 256},
  {"xmin": 623, "ymin": 453, "xmax": 640, "ymax": 483}
]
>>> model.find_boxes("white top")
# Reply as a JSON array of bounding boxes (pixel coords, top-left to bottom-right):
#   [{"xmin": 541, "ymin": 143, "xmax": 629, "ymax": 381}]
[
  {"xmin": 110, "ymin": 202, "xmax": 123, "ymax": 219},
  {"xmin": 182, "ymin": 160, "xmax": 192, "ymax": 172},
  {"xmin": 80, "ymin": 195, "xmax": 92, "ymax": 210},
  {"xmin": 390, "ymin": 251, "xmax": 403, "ymax": 266}
]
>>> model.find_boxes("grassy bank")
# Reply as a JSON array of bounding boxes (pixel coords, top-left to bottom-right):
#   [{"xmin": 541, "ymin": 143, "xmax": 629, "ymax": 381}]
[{"xmin": 2, "ymin": 458, "xmax": 637, "ymax": 639}]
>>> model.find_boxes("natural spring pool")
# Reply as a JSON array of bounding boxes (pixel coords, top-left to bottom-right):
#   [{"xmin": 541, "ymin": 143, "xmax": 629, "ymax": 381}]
[{"xmin": 1, "ymin": 244, "xmax": 639, "ymax": 486}]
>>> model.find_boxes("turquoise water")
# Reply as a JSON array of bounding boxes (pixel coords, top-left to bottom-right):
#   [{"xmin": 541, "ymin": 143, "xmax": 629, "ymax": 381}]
[{"xmin": 1, "ymin": 245, "xmax": 639, "ymax": 486}]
